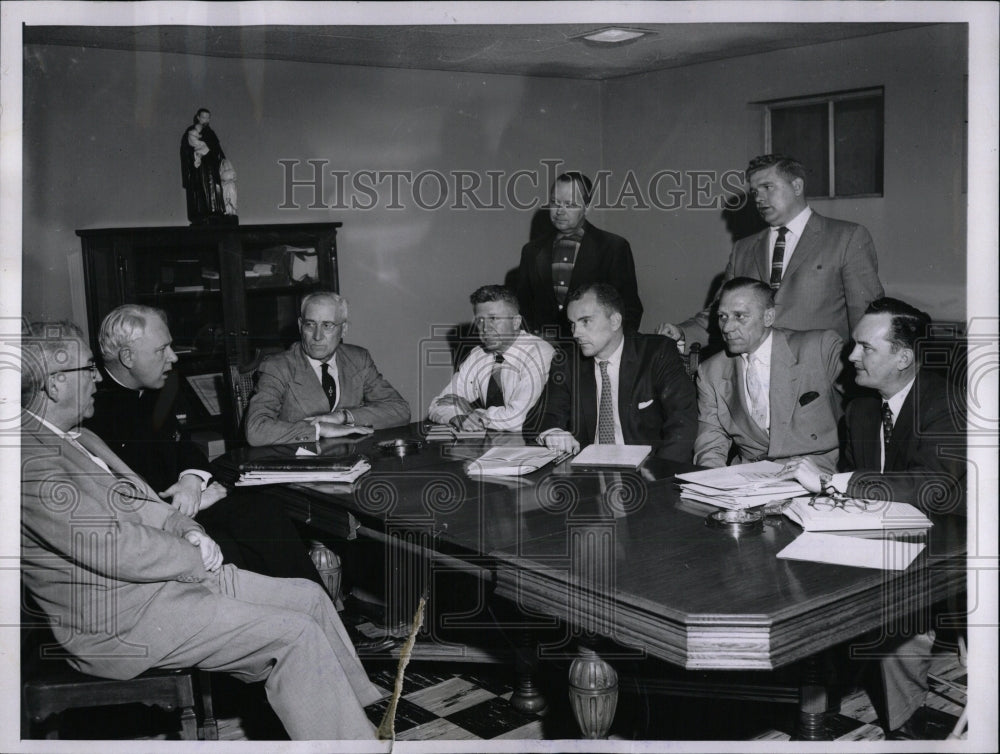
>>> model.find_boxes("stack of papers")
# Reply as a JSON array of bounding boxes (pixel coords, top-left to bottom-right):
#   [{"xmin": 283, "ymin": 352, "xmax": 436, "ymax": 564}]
[
  {"xmin": 235, "ymin": 457, "xmax": 371, "ymax": 486},
  {"xmin": 675, "ymin": 460, "xmax": 810, "ymax": 510},
  {"xmin": 465, "ymin": 447, "xmax": 562, "ymax": 477},
  {"xmin": 426, "ymin": 424, "xmax": 487, "ymax": 441},
  {"xmin": 570, "ymin": 444, "xmax": 651, "ymax": 469},
  {"xmin": 783, "ymin": 497, "xmax": 932, "ymax": 532}
]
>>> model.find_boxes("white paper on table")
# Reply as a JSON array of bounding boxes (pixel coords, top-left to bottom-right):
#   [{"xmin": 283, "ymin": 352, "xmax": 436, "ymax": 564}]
[
  {"xmin": 675, "ymin": 460, "xmax": 806, "ymax": 495},
  {"xmin": 777, "ymin": 532, "xmax": 926, "ymax": 571},
  {"xmin": 570, "ymin": 444, "xmax": 651, "ymax": 469}
]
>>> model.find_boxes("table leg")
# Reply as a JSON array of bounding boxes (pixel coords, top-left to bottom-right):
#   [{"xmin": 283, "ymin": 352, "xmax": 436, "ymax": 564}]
[
  {"xmin": 510, "ymin": 628, "xmax": 549, "ymax": 716},
  {"xmin": 568, "ymin": 644, "xmax": 618, "ymax": 739},
  {"xmin": 794, "ymin": 654, "xmax": 834, "ymax": 741}
]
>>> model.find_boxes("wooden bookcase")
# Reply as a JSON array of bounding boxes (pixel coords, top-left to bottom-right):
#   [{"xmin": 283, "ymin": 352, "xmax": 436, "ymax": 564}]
[{"xmin": 77, "ymin": 223, "xmax": 341, "ymax": 444}]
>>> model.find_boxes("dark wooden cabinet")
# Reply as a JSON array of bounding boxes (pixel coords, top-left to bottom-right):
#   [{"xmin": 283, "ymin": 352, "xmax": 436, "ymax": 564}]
[{"xmin": 77, "ymin": 223, "xmax": 340, "ymax": 443}]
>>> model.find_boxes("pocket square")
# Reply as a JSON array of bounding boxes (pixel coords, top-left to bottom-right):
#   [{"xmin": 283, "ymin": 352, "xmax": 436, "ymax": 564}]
[
  {"xmin": 638, "ymin": 399, "xmax": 654, "ymax": 410},
  {"xmin": 799, "ymin": 391, "xmax": 820, "ymax": 406}
]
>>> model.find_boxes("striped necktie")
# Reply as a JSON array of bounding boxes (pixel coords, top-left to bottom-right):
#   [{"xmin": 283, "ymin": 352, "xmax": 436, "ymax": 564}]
[{"xmin": 770, "ymin": 226, "xmax": 789, "ymax": 290}]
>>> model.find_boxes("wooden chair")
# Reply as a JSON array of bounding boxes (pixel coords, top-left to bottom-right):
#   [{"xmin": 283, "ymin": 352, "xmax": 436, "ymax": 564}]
[
  {"xmin": 683, "ymin": 342, "xmax": 701, "ymax": 380},
  {"xmin": 21, "ymin": 598, "xmax": 218, "ymax": 740}
]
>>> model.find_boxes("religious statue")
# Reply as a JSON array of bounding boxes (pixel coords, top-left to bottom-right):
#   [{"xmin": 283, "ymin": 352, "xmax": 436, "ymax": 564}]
[
  {"xmin": 220, "ymin": 158, "xmax": 238, "ymax": 215},
  {"xmin": 180, "ymin": 108, "xmax": 236, "ymax": 224}
]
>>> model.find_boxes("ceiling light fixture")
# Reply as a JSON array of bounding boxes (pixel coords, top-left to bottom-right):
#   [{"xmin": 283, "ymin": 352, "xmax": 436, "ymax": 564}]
[{"xmin": 575, "ymin": 27, "xmax": 655, "ymax": 46}]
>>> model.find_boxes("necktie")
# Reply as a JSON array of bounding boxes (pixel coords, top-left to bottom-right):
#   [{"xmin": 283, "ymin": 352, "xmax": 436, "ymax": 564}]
[
  {"xmin": 745, "ymin": 355, "xmax": 768, "ymax": 430},
  {"xmin": 485, "ymin": 353, "xmax": 505, "ymax": 408},
  {"xmin": 552, "ymin": 229, "xmax": 584, "ymax": 307},
  {"xmin": 321, "ymin": 362, "xmax": 337, "ymax": 411},
  {"xmin": 881, "ymin": 402, "xmax": 894, "ymax": 451},
  {"xmin": 770, "ymin": 226, "xmax": 789, "ymax": 290},
  {"xmin": 597, "ymin": 360, "xmax": 616, "ymax": 444}
]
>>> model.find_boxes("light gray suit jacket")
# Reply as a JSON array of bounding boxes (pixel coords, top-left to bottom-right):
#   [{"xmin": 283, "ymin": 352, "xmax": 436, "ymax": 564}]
[
  {"xmin": 693, "ymin": 328, "xmax": 843, "ymax": 471},
  {"xmin": 246, "ymin": 342, "xmax": 410, "ymax": 446},
  {"xmin": 21, "ymin": 418, "xmax": 217, "ymax": 679},
  {"xmin": 680, "ymin": 212, "xmax": 883, "ymax": 346}
]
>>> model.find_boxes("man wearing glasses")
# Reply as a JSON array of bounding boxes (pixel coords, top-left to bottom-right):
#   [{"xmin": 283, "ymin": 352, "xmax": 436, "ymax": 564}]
[
  {"xmin": 783, "ymin": 297, "xmax": 966, "ymax": 740},
  {"xmin": 428, "ymin": 285, "xmax": 555, "ymax": 432},
  {"xmin": 517, "ymin": 171, "xmax": 643, "ymax": 338},
  {"xmin": 20, "ymin": 322, "xmax": 383, "ymax": 740},
  {"xmin": 246, "ymin": 290, "xmax": 410, "ymax": 446}
]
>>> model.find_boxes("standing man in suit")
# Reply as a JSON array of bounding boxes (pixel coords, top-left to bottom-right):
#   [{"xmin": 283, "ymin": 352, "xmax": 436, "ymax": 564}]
[
  {"xmin": 538, "ymin": 283, "xmax": 696, "ymax": 461},
  {"xmin": 694, "ymin": 278, "xmax": 843, "ymax": 470},
  {"xmin": 429, "ymin": 285, "xmax": 555, "ymax": 432},
  {"xmin": 517, "ymin": 172, "xmax": 643, "ymax": 337},
  {"xmin": 21, "ymin": 322, "xmax": 382, "ymax": 740},
  {"xmin": 86, "ymin": 304, "xmax": 323, "ymax": 584},
  {"xmin": 659, "ymin": 154, "xmax": 884, "ymax": 347},
  {"xmin": 783, "ymin": 297, "xmax": 966, "ymax": 739},
  {"xmin": 246, "ymin": 291, "xmax": 410, "ymax": 446}
]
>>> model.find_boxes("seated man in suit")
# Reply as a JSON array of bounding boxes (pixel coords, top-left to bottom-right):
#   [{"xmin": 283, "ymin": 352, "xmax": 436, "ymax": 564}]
[
  {"xmin": 86, "ymin": 304, "xmax": 322, "ymax": 584},
  {"xmin": 537, "ymin": 283, "xmax": 696, "ymax": 461},
  {"xmin": 246, "ymin": 291, "xmax": 410, "ymax": 446},
  {"xmin": 429, "ymin": 285, "xmax": 555, "ymax": 432},
  {"xmin": 20, "ymin": 322, "xmax": 382, "ymax": 740},
  {"xmin": 783, "ymin": 297, "xmax": 966, "ymax": 739},
  {"xmin": 517, "ymin": 171, "xmax": 643, "ymax": 337},
  {"xmin": 659, "ymin": 153, "xmax": 883, "ymax": 348},
  {"xmin": 694, "ymin": 278, "xmax": 843, "ymax": 470}
]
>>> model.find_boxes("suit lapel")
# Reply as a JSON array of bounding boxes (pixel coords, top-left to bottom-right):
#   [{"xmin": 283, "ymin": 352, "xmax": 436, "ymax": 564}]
[
  {"xmin": 752, "ymin": 231, "xmax": 770, "ymax": 281},
  {"xmin": 780, "ymin": 213, "xmax": 822, "ymax": 283},
  {"xmin": 766, "ymin": 331, "xmax": 798, "ymax": 451},
  {"xmin": 885, "ymin": 386, "xmax": 916, "ymax": 472},
  {"xmin": 536, "ymin": 236, "xmax": 555, "ymax": 295},
  {"xmin": 579, "ymin": 351, "xmax": 597, "ymax": 443},
  {"xmin": 292, "ymin": 344, "xmax": 331, "ymax": 409},
  {"xmin": 568, "ymin": 223, "xmax": 596, "ymax": 293},
  {"xmin": 719, "ymin": 354, "xmax": 767, "ymax": 444},
  {"xmin": 74, "ymin": 428, "xmax": 162, "ymax": 500},
  {"xmin": 616, "ymin": 337, "xmax": 639, "ymax": 437}
]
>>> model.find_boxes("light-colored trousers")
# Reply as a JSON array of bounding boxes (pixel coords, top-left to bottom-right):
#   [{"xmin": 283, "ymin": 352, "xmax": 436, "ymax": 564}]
[{"xmin": 157, "ymin": 564, "xmax": 383, "ymax": 740}]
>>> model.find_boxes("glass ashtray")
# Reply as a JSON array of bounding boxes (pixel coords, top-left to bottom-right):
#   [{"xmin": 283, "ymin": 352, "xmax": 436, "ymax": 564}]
[{"xmin": 377, "ymin": 438, "xmax": 423, "ymax": 457}]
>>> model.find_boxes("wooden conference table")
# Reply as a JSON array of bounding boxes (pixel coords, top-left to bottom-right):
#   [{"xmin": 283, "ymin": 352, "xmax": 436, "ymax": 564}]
[{"xmin": 220, "ymin": 425, "xmax": 966, "ymax": 740}]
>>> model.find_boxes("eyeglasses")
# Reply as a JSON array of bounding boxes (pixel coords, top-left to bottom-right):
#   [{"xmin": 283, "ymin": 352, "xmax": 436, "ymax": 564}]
[
  {"xmin": 301, "ymin": 320, "xmax": 346, "ymax": 334},
  {"xmin": 474, "ymin": 316, "xmax": 518, "ymax": 329},
  {"xmin": 50, "ymin": 363, "xmax": 99, "ymax": 380},
  {"xmin": 808, "ymin": 492, "xmax": 874, "ymax": 513}
]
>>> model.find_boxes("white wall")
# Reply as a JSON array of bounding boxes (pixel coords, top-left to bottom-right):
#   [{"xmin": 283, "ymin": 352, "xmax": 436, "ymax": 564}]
[{"xmin": 602, "ymin": 24, "xmax": 968, "ymax": 329}]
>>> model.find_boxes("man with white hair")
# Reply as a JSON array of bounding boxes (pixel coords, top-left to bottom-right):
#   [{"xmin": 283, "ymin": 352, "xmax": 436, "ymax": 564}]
[
  {"xmin": 86, "ymin": 304, "xmax": 322, "ymax": 584},
  {"xmin": 21, "ymin": 321, "xmax": 382, "ymax": 740},
  {"xmin": 246, "ymin": 291, "xmax": 410, "ymax": 446}
]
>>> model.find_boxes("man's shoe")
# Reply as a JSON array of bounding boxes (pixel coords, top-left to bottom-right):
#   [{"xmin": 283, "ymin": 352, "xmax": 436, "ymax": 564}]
[{"xmin": 346, "ymin": 623, "xmax": 398, "ymax": 654}]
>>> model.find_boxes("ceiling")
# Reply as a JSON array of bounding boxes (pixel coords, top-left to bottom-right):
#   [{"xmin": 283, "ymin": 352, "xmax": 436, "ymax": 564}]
[{"xmin": 24, "ymin": 23, "xmax": 932, "ymax": 80}]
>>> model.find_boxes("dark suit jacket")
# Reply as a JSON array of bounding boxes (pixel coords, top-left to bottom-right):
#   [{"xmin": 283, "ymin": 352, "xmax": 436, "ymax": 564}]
[
  {"xmin": 680, "ymin": 211, "xmax": 883, "ymax": 345},
  {"xmin": 538, "ymin": 335, "xmax": 697, "ymax": 462},
  {"xmin": 246, "ymin": 342, "xmax": 410, "ymax": 445},
  {"xmin": 694, "ymin": 328, "xmax": 843, "ymax": 470},
  {"xmin": 86, "ymin": 372, "xmax": 210, "ymax": 492},
  {"xmin": 843, "ymin": 371, "xmax": 965, "ymax": 516},
  {"xmin": 517, "ymin": 221, "xmax": 643, "ymax": 335}
]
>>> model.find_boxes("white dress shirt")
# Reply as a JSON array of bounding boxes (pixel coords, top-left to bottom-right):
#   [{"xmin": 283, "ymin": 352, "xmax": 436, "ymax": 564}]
[
  {"xmin": 740, "ymin": 331, "xmax": 773, "ymax": 432},
  {"xmin": 429, "ymin": 331, "xmax": 555, "ymax": 431},
  {"xmin": 769, "ymin": 206, "xmax": 812, "ymax": 279},
  {"xmin": 305, "ymin": 352, "xmax": 341, "ymax": 410}
]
